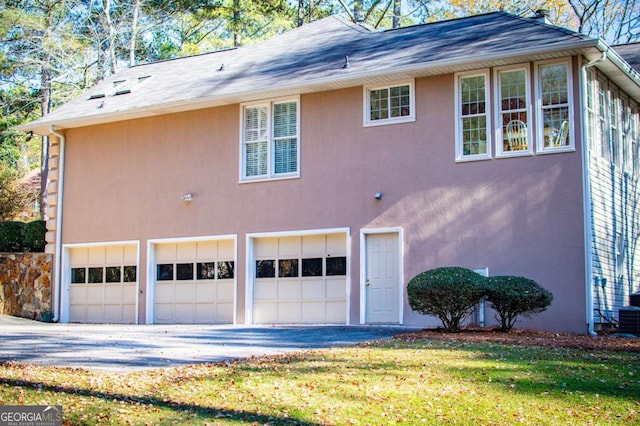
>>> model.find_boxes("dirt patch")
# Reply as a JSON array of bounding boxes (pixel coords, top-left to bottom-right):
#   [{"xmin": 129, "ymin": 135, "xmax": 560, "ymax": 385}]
[{"xmin": 394, "ymin": 327, "xmax": 640, "ymax": 352}]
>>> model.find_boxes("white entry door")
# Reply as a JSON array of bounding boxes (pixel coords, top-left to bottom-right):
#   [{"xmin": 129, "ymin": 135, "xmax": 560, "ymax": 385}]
[{"xmin": 365, "ymin": 232, "xmax": 400, "ymax": 323}]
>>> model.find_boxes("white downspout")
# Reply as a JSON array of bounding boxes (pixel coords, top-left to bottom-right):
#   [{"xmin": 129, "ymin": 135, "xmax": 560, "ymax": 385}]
[
  {"xmin": 581, "ymin": 50, "xmax": 606, "ymax": 336},
  {"xmin": 49, "ymin": 125, "xmax": 65, "ymax": 323}
]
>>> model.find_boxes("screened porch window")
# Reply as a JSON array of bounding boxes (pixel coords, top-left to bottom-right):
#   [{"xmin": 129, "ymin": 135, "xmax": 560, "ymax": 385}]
[{"xmin": 242, "ymin": 98, "xmax": 299, "ymax": 181}]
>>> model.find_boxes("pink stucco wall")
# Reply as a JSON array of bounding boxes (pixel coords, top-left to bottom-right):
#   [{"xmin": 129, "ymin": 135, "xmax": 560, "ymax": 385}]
[{"xmin": 60, "ymin": 71, "xmax": 587, "ymax": 332}]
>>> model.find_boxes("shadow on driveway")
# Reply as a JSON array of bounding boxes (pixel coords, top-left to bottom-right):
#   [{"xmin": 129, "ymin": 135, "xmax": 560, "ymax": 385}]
[{"xmin": 0, "ymin": 317, "xmax": 418, "ymax": 372}]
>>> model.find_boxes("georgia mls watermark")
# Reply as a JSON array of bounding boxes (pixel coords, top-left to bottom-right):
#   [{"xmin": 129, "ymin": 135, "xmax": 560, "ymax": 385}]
[{"xmin": 0, "ymin": 406, "xmax": 62, "ymax": 426}]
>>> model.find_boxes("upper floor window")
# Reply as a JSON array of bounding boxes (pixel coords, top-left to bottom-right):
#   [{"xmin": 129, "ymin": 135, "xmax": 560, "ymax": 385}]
[
  {"xmin": 537, "ymin": 61, "xmax": 573, "ymax": 153},
  {"xmin": 496, "ymin": 66, "xmax": 531, "ymax": 157},
  {"xmin": 364, "ymin": 80, "xmax": 415, "ymax": 126},
  {"xmin": 455, "ymin": 70, "xmax": 491, "ymax": 161},
  {"xmin": 241, "ymin": 98, "xmax": 299, "ymax": 182}
]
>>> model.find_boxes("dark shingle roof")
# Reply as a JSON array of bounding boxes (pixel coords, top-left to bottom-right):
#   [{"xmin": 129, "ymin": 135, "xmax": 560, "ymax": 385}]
[
  {"xmin": 613, "ymin": 42, "xmax": 640, "ymax": 73},
  {"xmin": 20, "ymin": 12, "xmax": 615, "ymax": 134}
]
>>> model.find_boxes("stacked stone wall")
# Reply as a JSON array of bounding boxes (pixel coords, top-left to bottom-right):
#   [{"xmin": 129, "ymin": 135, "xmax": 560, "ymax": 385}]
[{"xmin": 0, "ymin": 253, "xmax": 53, "ymax": 321}]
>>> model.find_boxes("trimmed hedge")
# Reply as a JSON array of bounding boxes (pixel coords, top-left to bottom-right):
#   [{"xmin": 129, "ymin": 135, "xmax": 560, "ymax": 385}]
[
  {"xmin": 407, "ymin": 266, "xmax": 486, "ymax": 333},
  {"xmin": 486, "ymin": 275, "xmax": 553, "ymax": 332},
  {"xmin": 0, "ymin": 220, "xmax": 47, "ymax": 252}
]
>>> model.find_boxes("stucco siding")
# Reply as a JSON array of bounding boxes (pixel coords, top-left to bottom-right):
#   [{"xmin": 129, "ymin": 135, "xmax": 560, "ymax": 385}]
[{"xmin": 59, "ymin": 73, "xmax": 587, "ymax": 331}]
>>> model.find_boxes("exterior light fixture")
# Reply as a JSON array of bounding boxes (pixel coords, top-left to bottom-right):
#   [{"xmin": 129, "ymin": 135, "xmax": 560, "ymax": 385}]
[
  {"xmin": 181, "ymin": 193, "xmax": 193, "ymax": 202},
  {"xmin": 374, "ymin": 192, "xmax": 383, "ymax": 200}
]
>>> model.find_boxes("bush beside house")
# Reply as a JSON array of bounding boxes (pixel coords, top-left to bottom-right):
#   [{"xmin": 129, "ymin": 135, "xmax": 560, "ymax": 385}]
[
  {"xmin": 0, "ymin": 220, "xmax": 47, "ymax": 252},
  {"xmin": 407, "ymin": 267, "xmax": 486, "ymax": 332},
  {"xmin": 408, "ymin": 267, "xmax": 553, "ymax": 333},
  {"xmin": 486, "ymin": 275, "xmax": 553, "ymax": 332}
]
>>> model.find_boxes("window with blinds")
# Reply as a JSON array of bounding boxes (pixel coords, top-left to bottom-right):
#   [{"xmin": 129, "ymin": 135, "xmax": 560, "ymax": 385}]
[{"xmin": 242, "ymin": 98, "xmax": 299, "ymax": 181}]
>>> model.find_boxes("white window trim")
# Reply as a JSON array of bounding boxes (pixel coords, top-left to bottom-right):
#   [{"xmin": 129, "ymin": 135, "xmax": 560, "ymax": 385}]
[
  {"xmin": 535, "ymin": 58, "xmax": 575, "ymax": 154},
  {"xmin": 494, "ymin": 64, "xmax": 533, "ymax": 158},
  {"xmin": 239, "ymin": 96, "xmax": 300, "ymax": 183},
  {"xmin": 455, "ymin": 69, "xmax": 492, "ymax": 162},
  {"xmin": 363, "ymin": 79, "xmax": 416, "ymax": 127}
]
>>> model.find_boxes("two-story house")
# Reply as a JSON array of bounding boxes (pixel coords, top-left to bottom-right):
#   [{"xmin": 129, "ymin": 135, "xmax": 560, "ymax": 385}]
[{"xmin": 19, "ymin": 11, "xmax": 640, "ymax": 333}]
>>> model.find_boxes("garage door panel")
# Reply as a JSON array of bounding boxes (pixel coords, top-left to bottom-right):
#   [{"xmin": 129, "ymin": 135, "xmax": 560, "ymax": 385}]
[
  {"xmin": 302, "ymin": 235, "xmax": 324, "ymax": 256},
  {"xmin": 253, "ymin": 302, "xmax": 277, "ymax": 323},
  {"xmin": 87, "ymin": 285, "xmax": 104, "ymax": 301},
  {"xmin": 154, "ymin": 304, "xmax": 174, "ymax": 322},
  {"xmin": 277, "ymin": 302, "xmax": 300, "ymax": 323},
  {"xmin": 326, "ymin": 302, "xmax": 346, "ymax": 322},
  {"xmin": 155, "ymin": 283, "xmax": 174, "ymax": 302},
  {"xmin": 174, "ymin": 284, "xmax": 195, "ymax": 303},
  {"xmin": 68, "ymin": 244, "xmax": 137, "ymax": 324},
  {"xmin": 123, "ymin": 284, "xmax": 136, "ymax": 299},
  {"xmin": 153, "ymin": 239, "xmax": 236, "ymax": 324},
  {"xmin": 301, "ymin": 302, "xmax": 324, "ymax": 322},
  {"xmin": 195, "ymin": 282, "xmax": 216, "ymax": 302},
  {"xmin": 174, "ymin": 304, "xmax": 194, "ymax": 322},
  {"xmin": 195, "ymin": 304, "xmax": 215, "ymax": 323},
  {"xmin": 88, "ymin": 247, "xmax": 106, "ymax": 265},
  {"xmin": 252, "ymin": 233, "xmax": 347, "ymax": 324},
  {"xmin": 69, "ymin": 305, "xmax": 85, "ymax": 322},
  {"xmin": 218, "ymin": 240, "xmax": 234, "ymax": 259},
  {"xmin": 217, "ymin": 282, "xmax": 234, "ymax": 301},
  {"xmin": 69, "ymin": 286, "xmax": 86, "ymax": 304},
  {"xmin": 86, "ymin": 305, "xmax": 104, "ymax": 322},
  {"xmin": 122, "ymin": 305, "xmax": 136, "ymax": 323},
  {"xmin": 104, "ymin": 285, "xmax": 122, "ymax": 303},
  {"xmin": 254, "ymin": 281, "xmax": 276, "ymax": 299},
  {"xmin": 104, "ymin": 305, "xmax": 124, "ymax": 323},
  {"xmin": 216, "ymin": 303, "xmax": 234, "ymax": 322},
  {"xmin": 327, "ymin": 279, "xmax": 346, "ymax": 299},
  {"xmin": 278, "ymin": 281, "xmax": 300, "ymax": 300}
]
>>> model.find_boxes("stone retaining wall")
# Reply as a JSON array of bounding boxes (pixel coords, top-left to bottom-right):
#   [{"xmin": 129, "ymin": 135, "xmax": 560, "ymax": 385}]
[{"xmin": 0, "ymin": 253, "xmax": 53, "ymax": 321}]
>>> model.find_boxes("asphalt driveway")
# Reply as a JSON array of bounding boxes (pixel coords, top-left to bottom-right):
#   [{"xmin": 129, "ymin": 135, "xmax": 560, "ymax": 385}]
[{"xmin": 0, "ymin": 316, "xmax": 417, "ymax": 372}]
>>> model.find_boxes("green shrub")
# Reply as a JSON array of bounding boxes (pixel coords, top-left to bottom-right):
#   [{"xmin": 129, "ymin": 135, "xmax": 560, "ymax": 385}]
[
  {"xmin": 24, "ymin": 220, "xmax": 47, "ymax": 252},
  {"xmin": 0, "ymin": 220, "xmax": 46, "ymax": 252},
  {"xmin": 407, "ymin": 266, "xmax": 486, "ymax": 333},
  {"xmin": 0, "ymin": 221, "xmax": 25, "ymax": 252},
  {"xmin": 485, "ymin": 276, "xmax": 553, "ymax": 332}
]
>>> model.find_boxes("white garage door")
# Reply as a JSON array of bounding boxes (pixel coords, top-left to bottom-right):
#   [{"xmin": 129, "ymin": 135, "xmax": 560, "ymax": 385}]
[
  {"xmin": 154, "ymin": 240, "xmax": 235, "ymax": 324},
  {"xmin": 68, "ymin": 245, "xmax": 137, "ymax": 323},
  {"xmin": 252, "ymin": 233, "xmax": 347, "ymax": 324}
]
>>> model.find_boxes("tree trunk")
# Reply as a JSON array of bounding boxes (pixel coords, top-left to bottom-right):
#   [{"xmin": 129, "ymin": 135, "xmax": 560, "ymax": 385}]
[
  {"xmin": 392, "ymin": 0, "xmax": 401, "ymax": 29},
  {"xmin": 130, "ymin": 0, "xmax": 142, "ymax": 66},
  {"xmin": 233, "ymin": 0, "xmax": 241, "ymax": 47},
  {"xmin": 298, "ymin": 0, "xmax": 304, "ymax": 27}
]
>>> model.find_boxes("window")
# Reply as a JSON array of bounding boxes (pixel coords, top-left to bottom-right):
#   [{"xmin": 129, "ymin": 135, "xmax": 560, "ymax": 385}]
[
  {"xmin": 496, "ymin": 66, "xmax": 531, "ymax": 156},
  {"xmin": 71, "ymin": 268, "xmax": 86, "ymax": 284},
  {"xmin": 609, "ymin": 87, "xmax": 620, "ymax": 165},
  {"xmin": 455, "ymin": 70, "xmax": 490, "ymax": 161},
  {"xmin": 631, "ymin": 102, "xmax": 639, "ymax": 176},
  {"xmin": 537, "ymin": 61, "xmax": 573, "ymax": 153},
  {"xmin": 364, "ymin": 80, "xmax": 415, "ymax": 126},
  {"xmin": 241, "ymin": 98, "xmax": 299, "ymax": 181},
  {"xmin": 88, "ymin": 267, "xmax": 104, "ymax": 283}
]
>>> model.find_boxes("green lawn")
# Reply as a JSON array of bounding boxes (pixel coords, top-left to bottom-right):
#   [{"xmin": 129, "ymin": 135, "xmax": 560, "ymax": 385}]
[{"xmin": 1, "ymin": 339, "xmax": 638, "ymax": 425}]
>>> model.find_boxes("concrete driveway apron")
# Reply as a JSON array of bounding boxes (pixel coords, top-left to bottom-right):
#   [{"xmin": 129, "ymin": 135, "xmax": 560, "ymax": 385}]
[{"xmin": 0, "ymin": 317, "xmax": 417, "ymax": 372}]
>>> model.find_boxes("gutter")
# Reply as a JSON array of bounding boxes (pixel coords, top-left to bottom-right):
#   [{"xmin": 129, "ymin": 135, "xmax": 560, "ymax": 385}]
[
  {"xmin": 49, "ymin": 125, "xmax": 65, "ymax": 323},
  {"xmin": 580, "ymin": 49, "xmax": 607, "ymax": 336}
]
